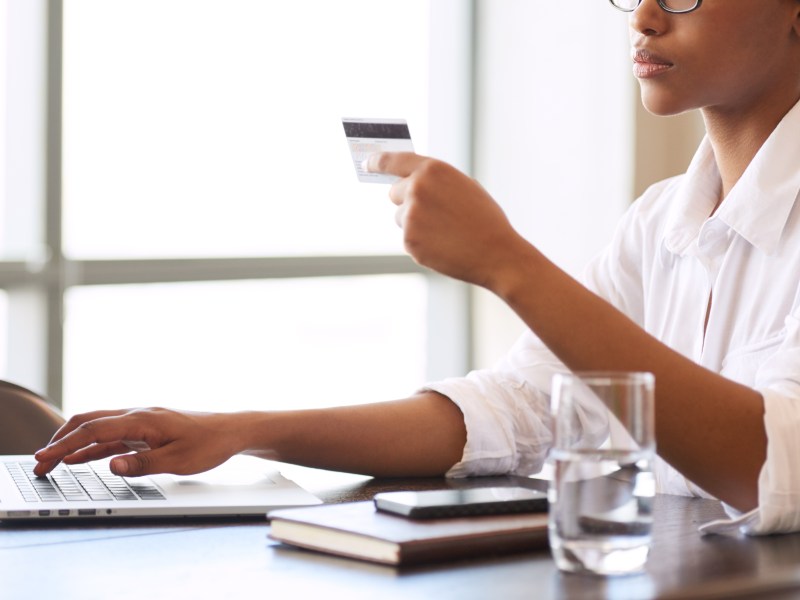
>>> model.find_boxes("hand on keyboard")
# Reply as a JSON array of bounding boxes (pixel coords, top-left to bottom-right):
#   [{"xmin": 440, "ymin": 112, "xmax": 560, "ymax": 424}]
[{"xmin": 33, "ymin": 408, "xmax": 247, "ymax": 478}]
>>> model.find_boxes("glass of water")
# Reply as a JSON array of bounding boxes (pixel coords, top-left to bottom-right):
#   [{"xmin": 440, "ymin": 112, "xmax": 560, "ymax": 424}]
[{"xmin": 548, "ymin": 371, "xmax": 656, "ymax": 576}]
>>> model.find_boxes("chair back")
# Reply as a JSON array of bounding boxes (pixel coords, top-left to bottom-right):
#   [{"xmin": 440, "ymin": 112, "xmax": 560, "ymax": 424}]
[{"xmin": 0, "ymin": 380, "xmax": 65, "ymax": 454}]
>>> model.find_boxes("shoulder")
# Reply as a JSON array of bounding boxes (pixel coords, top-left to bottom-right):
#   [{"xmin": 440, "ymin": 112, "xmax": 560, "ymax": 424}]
[
  {"xmin": 628, "ymin": 174, "xmax": 684, "ymax": 220},
  {"xmin": 613, "ymin": 174, "xmax": 685, "ymax": 241}
]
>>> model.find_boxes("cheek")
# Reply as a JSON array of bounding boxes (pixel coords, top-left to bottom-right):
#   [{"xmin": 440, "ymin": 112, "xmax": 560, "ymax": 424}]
[
  {"xmin": 635, "ymin": 11, "xmax": 793, "ymax": 115},
  {"xmin": 689, "ymin": 13, "xmax": 791, "ymax": 93},
  {"xmin": 667, "ymin": 29, "xmax": 774, "ymax": 107}
]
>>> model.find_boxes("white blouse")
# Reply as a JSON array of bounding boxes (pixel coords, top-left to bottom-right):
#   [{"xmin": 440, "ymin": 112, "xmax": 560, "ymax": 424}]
[{"xmin": 427, "ymin": 97, "xmax": 800, "ymax": 535}]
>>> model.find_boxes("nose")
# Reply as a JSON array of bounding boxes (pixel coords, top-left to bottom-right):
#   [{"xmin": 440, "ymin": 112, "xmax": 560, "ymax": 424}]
[{"xmin": 629, "ymin": 0, "xmax": 669, "ymax": 37}]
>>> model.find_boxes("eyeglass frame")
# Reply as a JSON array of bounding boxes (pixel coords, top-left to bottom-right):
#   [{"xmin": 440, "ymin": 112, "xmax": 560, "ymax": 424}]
[{"xmin": 608, "ymin": 0, "xmax": 703, "ymax": 14}]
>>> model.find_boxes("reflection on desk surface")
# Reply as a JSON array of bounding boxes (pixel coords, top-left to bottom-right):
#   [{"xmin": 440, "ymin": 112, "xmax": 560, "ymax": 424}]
[{"xmin": 4, "ymin": 471, "xmax": 800, "ymax": 600}]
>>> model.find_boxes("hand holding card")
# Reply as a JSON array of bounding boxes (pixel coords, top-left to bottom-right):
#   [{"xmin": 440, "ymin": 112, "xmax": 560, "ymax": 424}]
[
  {"xmin": 342, "ymin": 118, "xmax": 414, "ymax": 183},
  {"xmin": 358, "ymin": 149, "xmax": 526, "ymax": 294}
]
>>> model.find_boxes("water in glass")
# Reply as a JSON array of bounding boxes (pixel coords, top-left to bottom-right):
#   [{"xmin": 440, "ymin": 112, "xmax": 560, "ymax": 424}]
[{"xmin": 549, "ymin": 448, "xmax": 654, "ymax": 575}]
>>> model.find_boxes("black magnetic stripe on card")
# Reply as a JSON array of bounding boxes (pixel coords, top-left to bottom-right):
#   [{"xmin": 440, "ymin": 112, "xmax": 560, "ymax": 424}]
[{"xmin": 343, "ymin": 121, "xmax": 411, "ymax": 140}]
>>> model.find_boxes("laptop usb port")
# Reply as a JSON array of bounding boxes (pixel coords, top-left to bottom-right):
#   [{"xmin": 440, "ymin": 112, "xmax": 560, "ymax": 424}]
[
  {"xmin": 38, "ymin": 510, "xmax": 51, "ymax": 517},
  {"xmin": 58, "ymin": 509, "xmax": 70, "ymax": 516},
  {"xmin": 77, "ymin": 509, "xmax": 97, "ymax": 516}
]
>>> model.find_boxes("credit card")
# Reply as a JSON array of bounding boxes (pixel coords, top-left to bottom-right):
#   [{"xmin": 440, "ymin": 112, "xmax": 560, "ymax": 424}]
[{"xmin": 342, "ymin": 118, "xmax": 414, "ymax": 183}]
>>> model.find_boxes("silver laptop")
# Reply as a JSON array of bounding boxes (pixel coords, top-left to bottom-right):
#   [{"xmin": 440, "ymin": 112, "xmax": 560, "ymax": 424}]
[{"xmin": 0, "ymin": 454, "xmax": 321, "ymax": 521}]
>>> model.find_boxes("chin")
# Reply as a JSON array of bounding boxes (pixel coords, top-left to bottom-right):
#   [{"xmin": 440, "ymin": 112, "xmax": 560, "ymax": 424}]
[{"xmin": 640, "ymin": 90, "xmax": 695, "ymax": 118}]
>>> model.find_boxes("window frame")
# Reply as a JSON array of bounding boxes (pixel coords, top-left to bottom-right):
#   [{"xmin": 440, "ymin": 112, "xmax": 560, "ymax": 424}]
[{"xmin": 0, "ymin": 0, "xmax": 476, "ymax": 408}]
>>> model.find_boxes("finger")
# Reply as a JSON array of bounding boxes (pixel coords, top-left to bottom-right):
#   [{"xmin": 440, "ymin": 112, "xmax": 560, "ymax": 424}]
[
  {"xmin": 364, "ymin": 152, "xmax": 426, "ymax": 177},
  {"xmin": 34, "ymin": 442, "xmax": 130, "ymax": 476},
  {"xmin": 394, "ymin": 204, "xmax": 407, "ymax": 229},
  {"xmin": 34, "ymin": 414, "xmax": 149, "ymax": 465},
  {"xmin": 109, "ymin": 443, "xmax": 189, "ymax": 477},
  {"xmin": 61, "ymin": 441, "xmax": 132, "ymax": 466},
  {"xmin": 32, "ymin": 458, "xmax": 62, "ymax": 477},
  {"xmin": 34, "ymin": 411, "xmax": 131, "ymax": 475},
  {"xmin": 388, "ymin": 177, "xmax": 410, "ymax": 207},
  {"xmin": 41, "ymin": 409, "xmax": 130, "ymax": 448}
]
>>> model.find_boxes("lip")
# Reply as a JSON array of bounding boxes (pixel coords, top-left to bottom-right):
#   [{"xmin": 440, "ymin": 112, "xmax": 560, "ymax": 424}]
[{"xmin": 632, "ymin": 48, "xmax": 674, "ymax": 79}]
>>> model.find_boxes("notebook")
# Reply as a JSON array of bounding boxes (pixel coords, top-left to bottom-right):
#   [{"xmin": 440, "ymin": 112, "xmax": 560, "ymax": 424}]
[
  {"xmin": 268, "ymin": 500, "xmax": 550, "ymax": 566},
  {"xmin": 0, "ymin": 454, "xmax": 321, "ymax": 521}
]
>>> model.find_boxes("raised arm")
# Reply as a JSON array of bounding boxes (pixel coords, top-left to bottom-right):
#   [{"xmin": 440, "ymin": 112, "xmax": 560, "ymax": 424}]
[
  {"xmin": 495, "ymin": 241, "xmax": 765, "ymax": 511},
  {"xmin": 366, "ymin": 152, "xmax": 766, "ymax": 512}
]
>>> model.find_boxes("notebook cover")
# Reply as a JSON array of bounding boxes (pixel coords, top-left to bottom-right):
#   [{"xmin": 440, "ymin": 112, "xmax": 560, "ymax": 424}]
[{"xmin": 268, "ymin": 500, "xmax": 549, "ymax": 566}]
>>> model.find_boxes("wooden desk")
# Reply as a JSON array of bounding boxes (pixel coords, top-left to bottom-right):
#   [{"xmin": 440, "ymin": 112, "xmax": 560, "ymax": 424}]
[{"xmin": 3, "ymin": 468, "xmax": 800, "ymax": 600}]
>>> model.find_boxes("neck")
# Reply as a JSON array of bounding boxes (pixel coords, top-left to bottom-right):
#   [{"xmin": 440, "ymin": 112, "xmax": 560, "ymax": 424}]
[{"xmin": 701, "ymin": 90, "xmax": 800, "ymax": 206}]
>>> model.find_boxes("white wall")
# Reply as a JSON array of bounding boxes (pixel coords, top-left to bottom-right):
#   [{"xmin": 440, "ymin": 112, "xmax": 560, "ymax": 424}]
[
  {"xmin": 634, "ymin": 97, "xmax": 705, "ymax": 198},
  {"xmin": 470, "ymin": 1, "xmax": 634, "ymax": 368}
]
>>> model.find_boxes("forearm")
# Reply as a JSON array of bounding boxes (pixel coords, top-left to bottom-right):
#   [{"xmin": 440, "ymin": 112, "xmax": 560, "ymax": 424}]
[
  {"xmin": 489, "ymin": 240, "xmax": 766, "ymax": 511},
  {"xmin": 234, "ymin": 392, "xmax": 467, "ymax": 477}
]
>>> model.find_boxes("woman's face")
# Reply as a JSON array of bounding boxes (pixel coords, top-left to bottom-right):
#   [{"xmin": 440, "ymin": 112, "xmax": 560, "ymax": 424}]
[{"xmin": 630, "ymin": 0, "xmax": 800, "ymax": 117}]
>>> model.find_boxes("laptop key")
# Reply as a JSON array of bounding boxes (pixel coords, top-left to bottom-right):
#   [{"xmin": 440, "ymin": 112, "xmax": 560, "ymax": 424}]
[{"xmin": 9, "ymin": 461, "xmax": 165, "ymax": 504}]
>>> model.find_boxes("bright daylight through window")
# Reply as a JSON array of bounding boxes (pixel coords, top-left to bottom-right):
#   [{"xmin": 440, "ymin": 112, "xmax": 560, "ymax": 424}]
[{"xmin": 0, "ymin": 0, "xmax": 472, "ymax": 415}]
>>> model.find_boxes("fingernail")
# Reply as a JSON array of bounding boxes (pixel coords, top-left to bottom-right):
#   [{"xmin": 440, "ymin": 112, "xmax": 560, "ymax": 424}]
[
  {"xmin": 34, "ymin": 448, "xmax": 48, "ymax": 458},
  {"xmin": 111, "ymin": 458, "xmax": 128, "ymax": 475}
]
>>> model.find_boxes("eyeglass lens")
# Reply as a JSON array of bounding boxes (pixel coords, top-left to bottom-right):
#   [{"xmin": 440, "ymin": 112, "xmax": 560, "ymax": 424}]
[{"xmin": 612, "ymin": 0, "xmax": 698, "ymax": 12}]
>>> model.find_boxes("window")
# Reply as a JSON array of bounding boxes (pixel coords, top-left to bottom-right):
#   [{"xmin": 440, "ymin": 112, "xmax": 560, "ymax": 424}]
[
  {"xmin": 0, "ymin": 0, "xmax": 473, "ymax": 414},
  {"xmin": 62, "ymin": 0, "xmax": 431, "ymax": 259},
  {"xmin": 64, "ymin": 276, "xmax": 428, "ymax": 414},
  {"xmin": 0, "ymin": 1, "xmax": 5, "ymax": 238},
  {"xmin": 2, "ymin": 1, "xmax": 640, "ymax": 415}
]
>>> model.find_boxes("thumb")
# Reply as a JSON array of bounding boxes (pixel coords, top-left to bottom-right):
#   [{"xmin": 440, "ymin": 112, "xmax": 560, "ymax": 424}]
[
  {"xmin": 110, "ymin": 448, "xmax": 169, "ymax": 476},
  {"xmin": 365, "ymin": 152, "xmax": 425, "ymax": 177}
]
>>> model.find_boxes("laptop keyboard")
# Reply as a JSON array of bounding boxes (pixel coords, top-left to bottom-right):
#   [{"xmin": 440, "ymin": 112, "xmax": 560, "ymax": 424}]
[{"xmin": 5, "ymin": 461, "xmax": 165, "ymax": 503}]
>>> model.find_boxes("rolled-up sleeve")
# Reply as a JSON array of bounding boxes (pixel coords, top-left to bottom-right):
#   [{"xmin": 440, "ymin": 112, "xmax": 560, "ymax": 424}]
[
  {"xmin": 751, "ymin": 387, "xmax": 800, "ymax": 532},
  {"xmin": 699, "ymin": 388, "xmax": 800, "ymax": 536},
  {"xmin": 701, "ymin": 314, "xmax": 800, "ymax": 536},
  {"xmin": 422, "ymin": 332, "xmax": 565, "ymax": 478},
  {"xmin": 743, "ymin": 313, "xmax": 800, "ymax": 534},
  {"xmin": 423, "ymin": 202, "xmax": 649, "ymax": 481}
]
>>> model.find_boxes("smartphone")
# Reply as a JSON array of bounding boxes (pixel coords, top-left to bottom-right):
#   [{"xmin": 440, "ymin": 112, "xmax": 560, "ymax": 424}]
[{"xmin": 373, "ymin": 486, "xmax": 548, "ymax": 519}]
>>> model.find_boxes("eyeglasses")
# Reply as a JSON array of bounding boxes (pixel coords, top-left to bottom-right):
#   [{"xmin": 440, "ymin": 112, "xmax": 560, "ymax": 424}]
[{"xmin": 609, "ymin": 0, "xmax": 703, "ymax": 14}]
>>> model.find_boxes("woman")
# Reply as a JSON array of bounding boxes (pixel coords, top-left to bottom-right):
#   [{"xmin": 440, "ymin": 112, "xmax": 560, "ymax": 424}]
[{"xmin": 36, "ymin": 0, "xmax": 800, "ymax": 534}]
